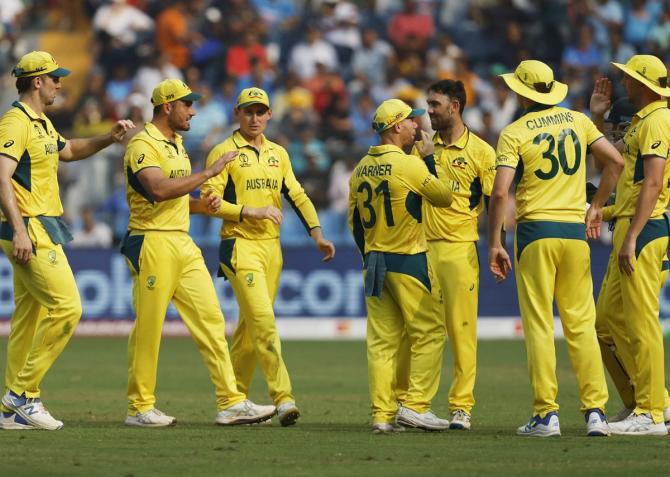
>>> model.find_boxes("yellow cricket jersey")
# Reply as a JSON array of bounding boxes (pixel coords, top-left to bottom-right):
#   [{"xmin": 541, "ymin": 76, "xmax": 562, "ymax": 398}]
[
  {"xmin": 348, "ymin": 144, "xmax": 453, "ymax": 255},
  {"xmin": 0, "ymin": 101, "xmax": 66, "ymax": 218},
  {"xmin": 611, "ymin": 100, "xmax": 670, "ymax": 219},
  {"xmin": 202, "ymin": 130, "xmax": 320, "ymax": 240},
  {"xmin": 496, "ymin": 104, "xmax": 603, "ymax": 222},
  {"xmin": 124, "ymin": 123, "xmax": 191, "ymax": 232},
  {"xmin": 414, "ymin": 128, "xmax": 496, "ymax": 242}
]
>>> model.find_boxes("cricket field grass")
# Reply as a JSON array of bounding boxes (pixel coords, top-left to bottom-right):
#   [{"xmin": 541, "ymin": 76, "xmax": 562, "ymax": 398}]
[{"xmin": 1, "ymin": 338, "xmax": 668, "ymax": 477}]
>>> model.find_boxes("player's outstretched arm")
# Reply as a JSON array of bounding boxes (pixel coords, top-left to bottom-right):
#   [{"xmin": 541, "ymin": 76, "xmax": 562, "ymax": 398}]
[
  {"xmin": 139, "ymin": 150, "xmax": 237, "ymax": 202},
  {"xmin": 585, "ymin": 138, "xmax": 624, "ymax": 240},
  {"xmin": 59, "ymin": 119, "xmax": 136, "ymax": 162}
]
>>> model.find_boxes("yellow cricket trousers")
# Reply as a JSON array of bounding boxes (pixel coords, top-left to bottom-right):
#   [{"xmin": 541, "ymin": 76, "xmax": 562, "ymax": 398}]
[
  {"xmin": 0, "ymin": 219, "xmax": 81, "ymax": 400},
  {"xmin": 594, "ymin": 217, "xmax": 669, "ymax": 423},
  {"xmin": 122, "ymin": 231, "xmax": 245, "ymax": 414},
  {"xmin": 515, "ymin": 221, "xmax": 608, "ymax": 417},
  {"xmin": 218, "ymin": 237, "xmax": 293, "ymax": 406},
  {"xmin": 365, "ymin": 252, "xmax": 446, "ymax": 424}
]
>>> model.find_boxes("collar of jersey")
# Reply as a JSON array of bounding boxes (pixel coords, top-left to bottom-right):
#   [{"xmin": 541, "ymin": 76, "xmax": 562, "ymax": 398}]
[
  {"xmin": 143, "ymin": 122, "xmax": 182, "ymax": 147},
  {"xmin": 232, "ymin": 129, "xmax": 269, "ymax": 151},
  {"xmin": 433, "ymin": 127, "xmax": 470, "ymax": 150},
  {"xmin": 12, "ymin": 101, "xmax": 47, "ymax": 122},
  {"xmin": 635, "ymin": 100, "xmax": 667, "ymax": 119},
  {"xmin": 521, "ymin": 103, "xmax": 554, "ymax": 116},
  {"xmin": 368, "ymin": 144, "xmax": 404, "ymax": 156}
]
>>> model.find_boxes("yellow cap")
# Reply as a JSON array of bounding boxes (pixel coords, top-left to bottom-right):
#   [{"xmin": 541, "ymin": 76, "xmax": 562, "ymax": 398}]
[
  {"xmin": 372, "ymin": 99, "xmax": 424, "ymax": 133},
  {"xmin": 236, "ymin": 87, "xmax": 270, "ymax": 109},
  {"xmin": 499, "ymin": 60, "xmax": 568, "ymax": 105},
  {"xmin": 151, "ymin": 79, "xmax": 202, "ymax": 106},
  {"xmin": 12, "ymin": 51, "xmax": 70, "ymax": 78},
  {"xmin": 612, "ymin": 55, "xmax": 670, "ymax": 97}
]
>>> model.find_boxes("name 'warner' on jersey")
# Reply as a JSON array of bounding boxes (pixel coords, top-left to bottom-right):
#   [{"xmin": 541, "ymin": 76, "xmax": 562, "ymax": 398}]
[
  {"xmin": 348, "ymin": 144, "xmax": 453, "ymax": 255},
  {"xmin": 124, "ymin": 122, "xmax": 192, "ymax": 232},
  {"xmin": 0, "ymin": 101, "xmax": 67, "ymax": 219},
  {"xmin": 203, "ymin": 130, "xmax": 320, "ymax": 240},
  {"xmin": 611, "ymin": 100, "xmax": 670, "ymax": 220},
  {"xmin": 496, "ymin": 104, "xmax": 603, "ymax": 223}
]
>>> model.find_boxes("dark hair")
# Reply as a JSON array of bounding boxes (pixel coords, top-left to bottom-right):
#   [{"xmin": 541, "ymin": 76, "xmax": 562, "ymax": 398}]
[
  {"xmin": 152, "ymin": 105, "xmax": 163, "ymax": 118},
  {"xmin": 427, "ymin": 79, "xmax": 467, "ymax": 114},
  {"xmin": 16, "ymin": 76, "xmax": 33, "ymax": 94}
]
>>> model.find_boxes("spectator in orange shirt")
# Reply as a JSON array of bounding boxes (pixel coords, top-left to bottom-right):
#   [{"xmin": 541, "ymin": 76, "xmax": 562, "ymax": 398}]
[
  {"xmin": 226, "ymin": 32, "xmax": 269, "ymax": 78},
  {"xmin": 155, "ymin": 0, "xmax": 190, "ymax": 69}
]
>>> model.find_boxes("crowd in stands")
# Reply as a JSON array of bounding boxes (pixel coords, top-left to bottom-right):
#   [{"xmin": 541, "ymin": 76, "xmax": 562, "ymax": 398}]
[{"xmin": 1, "ymin": 0, "xmax": 669, "ymax": 248}]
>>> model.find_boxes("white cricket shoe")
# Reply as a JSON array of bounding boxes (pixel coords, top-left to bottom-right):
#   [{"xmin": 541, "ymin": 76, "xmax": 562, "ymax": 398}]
[
  {"xmin": 277, "ymin": 402, "xmax": 300, "ymax": 427},
  {"xmin": 2, "ymin": 391, "xmax": 63, "ymax": 431},
  {"xmin": 396, "ymin": 405, "xmax": 449, "ymax": 431},
  {"xmin": 215, "ymin": 400, "xmax": 276, "ymax": 426},
  {"xmin": 0, "ymin": 411, "xmax": 35, "ymax": 430},
  {"xmin": 609, "ymin": 406, "xmax": 633, "ymax": 423},
  {"xmin": 609, "ymin": 413, "xmax": 668, "ymax": 436},
  {"xmin": 125, "ymin": 408, "xmax": 176, "ymax": 427},
  {"xmin": 585, "ymin": 409, "xmax": 610, "ymax": 436},
  {"xmin": 372, "ymin": 422, "xmax": 405, "ymax": 434},
  {"xmin": 664, "ymin": 406, "xmax": 670, "ymax": 430},
  {"xmin": 517, "ymin": 412, "xmax": 560, "ymax": 437},
  {"xmin": 449, "ymin": 409, "xmax": 471, "ymax": 430}
]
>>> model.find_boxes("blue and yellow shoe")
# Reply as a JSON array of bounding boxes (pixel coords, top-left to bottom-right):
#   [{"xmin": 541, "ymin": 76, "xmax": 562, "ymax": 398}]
[{"xmin": 517, "ymin": 411, "xmax": 560, "ymax": 437}]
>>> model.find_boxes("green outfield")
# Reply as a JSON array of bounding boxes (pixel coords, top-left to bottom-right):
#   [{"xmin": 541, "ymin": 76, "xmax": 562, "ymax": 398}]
[{"xmin": 0, "ymin": 337, "xmax": 668, "ymax": 477}]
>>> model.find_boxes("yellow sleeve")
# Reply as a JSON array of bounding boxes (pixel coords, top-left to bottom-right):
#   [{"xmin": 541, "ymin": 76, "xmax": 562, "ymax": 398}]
[
  {"xmin": 480, "ymin": 143, "xmax": 497, "ymax": 196},
  {"xmin": 638, "ymin": 115, "xmax": 670, "ymax": 159},
  {"xmin": 127, "ymin": 139, "xmax": 160, "ymax": 173},
  {"xmin": 202, "ymin": 142, "xmax": 244, "ymax": 222},
  {"xmin": 495, "ymin": 129, "xmax": 519, "ymax": 169},
  {"xmin": 581, "ymin": 114, "xmax": 604, "ymax": 146},
  {"xmin": 281, "ymin": 148, "xmax": 320, "ymax": 233},
  {"xmin": 401, "ymin": 155, "xmax": 452, "ymax": 207},
  {"xmin": 0, "ymin": 114, "xmax": 29, "ymax": 162},
  {"xmin": 602, "ymin": 205, "xmax": 614, "ymax": 222}
]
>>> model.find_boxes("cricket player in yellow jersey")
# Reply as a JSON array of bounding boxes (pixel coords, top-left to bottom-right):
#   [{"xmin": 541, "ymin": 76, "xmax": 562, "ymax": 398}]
[
  {"xmin": 0, "ymin": 51, "xmax": 134, "ymax": 431},
  {"xmin": 202, "ymin": 88, "xmax": 335, "ymax": 427},
  {"xmin": 396, "ymin": 79, "xmax": 496, "ymax": 431},
  {"xmin": 349, "ymin": 99, "xmax": 453, "ymax": 433},
  {"xmin": 121, "ymin": 79, "xmax": 275, "ymax": 427},
  {"xmin": 488, "ymin": 60, "xmax": 624, "ymax": 437},
  {"xmin": 588, "ymin": 55, "xmax": 670, "ymax": 436}
]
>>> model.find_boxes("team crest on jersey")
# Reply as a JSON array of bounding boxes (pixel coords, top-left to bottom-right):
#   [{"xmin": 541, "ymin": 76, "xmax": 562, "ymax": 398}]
[
  {"xmin": 245, "ymin": 272, "xmax": 255, "ymax": 287},
  {"xmin": 147, "ymin": 276, "xmax": 156, "ymax": 290},
  {"xmin": 48, "ymin": 250, "xmax": 57, "ymax": 264},
  {"xmin": 164, "ymin": 144, "xmax": 176, "ymax": 159},
  {"xmin": 239, "ymin": 153, "xmax": 251, "ymax": 167},
  {"xmin": 452, "ymin": 157, "xmax": 467, "ymax": 169},
  {"xmin": 33, "ymin": 123, "xmax": 45, "ymax": 139},
  {"xmin": 268, "ymin": 156, "xmax": 279, "ymax": 167}
]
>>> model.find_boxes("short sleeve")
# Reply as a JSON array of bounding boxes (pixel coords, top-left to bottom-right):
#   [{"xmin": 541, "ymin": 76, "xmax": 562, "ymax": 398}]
[
  {"xmin": 127, "ymin": 141, "xmax": 160, "ymax": 173},
  {"xmin": 480, "ymin": 143, "xmax": 497, "ymax": 196},
  {"xmin": 638, "ymin": 113, "xmax": 670, "ymax": 159},
  {"xmin": 580, "ymin": 114, "xmax": 604, "ymax": 146},
  {"xmin": 495, "ymin": 129, "xmax": 519, "ymax": 169},
  {"xmin": 0, "ymin": 115, "xmax": 29, "ymax": 161}
]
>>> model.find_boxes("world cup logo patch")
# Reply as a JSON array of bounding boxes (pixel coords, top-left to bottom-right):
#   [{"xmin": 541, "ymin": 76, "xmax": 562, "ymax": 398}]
[
  {"xmin": 48, "ymin": 250, "xmax": 57, "ymax": 264},
  {"xmin": 147, "ymin": 276, "xmax": 156, "ymax": 290},
  {"xmin": 245, "ymin": 272, "xmax": 255, "ymax": 287}
]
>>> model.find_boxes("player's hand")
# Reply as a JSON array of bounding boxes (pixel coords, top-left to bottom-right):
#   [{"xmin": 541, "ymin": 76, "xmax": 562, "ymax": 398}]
[
  {"xmin": 110, "ymin": 120, "xmax": 136, "ymax": 142},
  {"xmin": 202, "ymin": 189, "xmax": 221, "ymax": 213},
  {"xmin": 316, "ymin": 237, "xmax": 336, "ymax": 262},
  {"xmin": 585, "ymin": 205, "xmax": 602, "ymax": 240},
  {"xmin": 208, "ymin": 150, "xmax": 238, "ymax": 177},
  {"xmin": 590, "ymin": 77, "xmax": 612, "ymax": 117},
  {"xmin": 415, "ymin": 130, "xmax": 434, "ymax": 157},
  {"xmin": 244, "ymin": 205, "xmax": 283, "ymax": 224},
  {"xmin": 489, "ymin": 245, "xmax": 512, "ymax": 283},
  {"xmin": 12, "ymin": 231, "xmax": 32, "ymax": 265},
  {"xmin": 618, "ymin": 235, "xmax": 636, "ymax": 276}
]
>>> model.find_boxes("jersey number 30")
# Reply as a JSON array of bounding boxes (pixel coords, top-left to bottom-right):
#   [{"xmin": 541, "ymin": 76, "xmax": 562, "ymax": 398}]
[
  {"xmin": 533, "ymin": 128, "xmax": 581, "ymax": 180},
  {"xmin": 358, "ymin": 180, "xmax": 395, "ymax": 228}
]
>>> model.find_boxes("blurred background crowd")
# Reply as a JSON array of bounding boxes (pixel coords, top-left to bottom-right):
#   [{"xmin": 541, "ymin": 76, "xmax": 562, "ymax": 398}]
[{"xmin": 0, "ymin": 0, "xmax": 668, "ymax": 248}]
